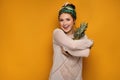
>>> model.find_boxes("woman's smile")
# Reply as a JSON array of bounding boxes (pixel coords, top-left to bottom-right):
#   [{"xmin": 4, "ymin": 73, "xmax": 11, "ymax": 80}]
[{"xmin": 63, "ymin": 25, "xmax": 69, "ymax": 29}]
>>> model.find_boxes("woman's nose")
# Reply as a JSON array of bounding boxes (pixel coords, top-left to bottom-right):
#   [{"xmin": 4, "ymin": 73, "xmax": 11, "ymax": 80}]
[{"xmin": 63, "ymin": 21, "xmax": 67, "ymax": 25}]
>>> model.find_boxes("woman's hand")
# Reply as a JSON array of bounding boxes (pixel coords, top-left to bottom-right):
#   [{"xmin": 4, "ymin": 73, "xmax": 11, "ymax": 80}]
[{"xmin": 60, "ymin": 46, "xmax": 70, "ymax": 57}]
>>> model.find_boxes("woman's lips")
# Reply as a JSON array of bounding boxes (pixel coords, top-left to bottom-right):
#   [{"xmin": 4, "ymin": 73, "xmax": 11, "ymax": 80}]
[{"xmin": 63, "ymin": 25, "xmax": 69, "ymax": 29}]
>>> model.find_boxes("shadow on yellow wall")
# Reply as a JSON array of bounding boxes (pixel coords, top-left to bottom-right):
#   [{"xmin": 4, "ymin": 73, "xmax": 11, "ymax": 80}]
[{"xmin": 0, "ymin": 0, "xmax": 120, "ymax": 80}]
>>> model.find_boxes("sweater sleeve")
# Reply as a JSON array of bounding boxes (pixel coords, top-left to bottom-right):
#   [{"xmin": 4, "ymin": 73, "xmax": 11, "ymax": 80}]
[
  {"xmin": 63, "ymin": 47, "xmax": 90, "ymax": 57},
  {"xmin": 53, "ymin": 28, "xmax": 93, "ymax": 50}
]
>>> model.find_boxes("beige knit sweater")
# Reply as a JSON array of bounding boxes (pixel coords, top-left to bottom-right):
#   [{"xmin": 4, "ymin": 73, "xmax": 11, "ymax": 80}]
[{"xmin": 49, "ymin": 28, "xmax": 93, "ymax": 80}]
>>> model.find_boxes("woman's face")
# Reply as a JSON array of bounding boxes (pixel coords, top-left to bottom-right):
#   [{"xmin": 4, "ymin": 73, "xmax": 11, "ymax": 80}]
[{"xmin": 59, "ymin": 13, "xmax": 75, "ymax": 34}]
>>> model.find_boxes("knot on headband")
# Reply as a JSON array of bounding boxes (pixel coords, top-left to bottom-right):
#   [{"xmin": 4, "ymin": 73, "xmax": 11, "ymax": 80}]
[{"xmin": 61, "ymin": 6, "xmax": 74, "ymax": 11}]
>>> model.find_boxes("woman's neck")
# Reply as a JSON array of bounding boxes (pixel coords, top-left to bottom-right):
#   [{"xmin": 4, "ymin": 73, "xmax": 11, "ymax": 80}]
[{"xmin": 66, "ymin": 29, "xmax": 74, "ymax": 36}]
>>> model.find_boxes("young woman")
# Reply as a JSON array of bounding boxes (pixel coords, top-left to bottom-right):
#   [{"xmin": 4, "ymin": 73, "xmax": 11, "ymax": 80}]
[{"xmin": 49, "ymin": 3, "xmax": 93, "ymax": 80}]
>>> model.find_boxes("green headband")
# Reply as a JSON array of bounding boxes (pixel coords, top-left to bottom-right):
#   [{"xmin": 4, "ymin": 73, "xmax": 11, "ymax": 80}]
[{"xmin": 59, "ymin": 6, "xmax": 76, "ymax": 20}]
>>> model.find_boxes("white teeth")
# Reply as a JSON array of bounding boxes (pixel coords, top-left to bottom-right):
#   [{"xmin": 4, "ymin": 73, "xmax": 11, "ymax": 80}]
[{"xmin": 63, "ymin": 25, "xmax": 69, "ymax": 28}]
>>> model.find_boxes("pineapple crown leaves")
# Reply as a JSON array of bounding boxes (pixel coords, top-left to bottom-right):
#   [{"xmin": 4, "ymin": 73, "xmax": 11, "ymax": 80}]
[
  {"xmin": 73, "ymin": 22, "xmax": 88, "ymax": 40},
  {"xmin": 77, "ymin": 22, "xmax": 88, "ymax": 34}
]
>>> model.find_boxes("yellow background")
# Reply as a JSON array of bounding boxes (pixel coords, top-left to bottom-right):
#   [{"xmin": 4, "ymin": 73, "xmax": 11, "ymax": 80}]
[{"xmin": 0, "ymin": 0, "xmax": 120, "ymax": 80}]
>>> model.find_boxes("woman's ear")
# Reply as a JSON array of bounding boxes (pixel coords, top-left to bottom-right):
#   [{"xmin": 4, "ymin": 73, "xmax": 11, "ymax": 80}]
[{"xmin": 73, "ymin": 20, "xmax": 76, "ymax": 25}]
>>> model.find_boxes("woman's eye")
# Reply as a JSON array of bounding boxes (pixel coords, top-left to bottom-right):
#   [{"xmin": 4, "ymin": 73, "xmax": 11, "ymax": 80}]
[
  {"xmin": 66, "ymin": 18, "xmax": 70, "ymax": 21},
  {"xmin": 59, "ymin": 19, "xmax": 63, "ymax": 22}
]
